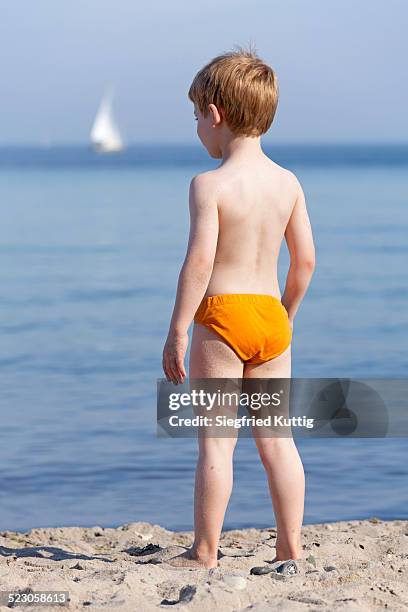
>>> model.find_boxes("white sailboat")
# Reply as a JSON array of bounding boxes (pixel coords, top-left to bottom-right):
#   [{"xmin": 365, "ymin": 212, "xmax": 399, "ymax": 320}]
[{"xmin": 90, "ymin": 89, "xmax": 124, "ymax": 153}]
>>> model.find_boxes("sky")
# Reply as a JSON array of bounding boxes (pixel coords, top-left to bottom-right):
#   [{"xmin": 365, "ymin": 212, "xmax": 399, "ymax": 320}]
[{"xmin": 0, "ymin": 0, "xmax": 407, "ymax": 145}]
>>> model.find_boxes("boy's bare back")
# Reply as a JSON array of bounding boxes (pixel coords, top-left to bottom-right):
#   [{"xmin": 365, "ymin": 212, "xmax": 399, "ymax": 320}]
[{"xmin": 190, "ymin": 154, "xmax": 306, "ymax": 300}]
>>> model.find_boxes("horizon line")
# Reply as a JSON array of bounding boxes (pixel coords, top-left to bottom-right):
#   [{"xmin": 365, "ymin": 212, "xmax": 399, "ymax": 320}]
[{"xmin": 0, "ymin": 141, "xmax": 408, "ymax": 149}]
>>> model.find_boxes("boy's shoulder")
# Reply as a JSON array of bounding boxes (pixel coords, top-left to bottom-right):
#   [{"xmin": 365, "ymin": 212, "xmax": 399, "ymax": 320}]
[
  {"xmin": 189, "ymin": 170, "xmax": 223, "ymax": 203},
  {"xmin": 190, "ymin": 169, "xmax": 220, "ymax": 188},
  {"xmin": 268, "ymin": 161, "xmax": 305, "ymax": 204},
  {"xmin": 189, "ymin": 163, "xmax": 303, "ymax": 201},
  {"xmin": 268, "ymin": 159, "xmax": 302, "ymax": 189}
]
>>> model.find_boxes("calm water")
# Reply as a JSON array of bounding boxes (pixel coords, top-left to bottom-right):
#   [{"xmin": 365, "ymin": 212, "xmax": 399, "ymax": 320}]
[{"xmin": 0, "ymin": 145, "xmax": 407, "ymax": 532}]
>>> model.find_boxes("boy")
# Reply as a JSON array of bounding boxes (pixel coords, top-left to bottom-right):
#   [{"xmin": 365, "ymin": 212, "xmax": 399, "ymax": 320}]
[{"xmin": 162, "ymin": 47, "xmax": 315, "ymax": 569}]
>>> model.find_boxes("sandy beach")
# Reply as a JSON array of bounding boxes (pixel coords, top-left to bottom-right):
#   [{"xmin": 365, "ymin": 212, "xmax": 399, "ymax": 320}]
[{"xmin": 0, "ymin": 518, "xmax": 407, "ymax": 611}]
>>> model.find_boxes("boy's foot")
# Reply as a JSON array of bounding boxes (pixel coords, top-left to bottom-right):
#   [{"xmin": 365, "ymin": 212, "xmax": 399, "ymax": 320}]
[
  {"xmin": 271, "ymin": 555, "xmax": 303, "ymax": 563},
  {"xmin": 166, "ymin": 549, "xmax": 218, "ymax": 569},
  {"xmin": 272, "ymin": 549, "xmax": 304, "ymax": 563}
]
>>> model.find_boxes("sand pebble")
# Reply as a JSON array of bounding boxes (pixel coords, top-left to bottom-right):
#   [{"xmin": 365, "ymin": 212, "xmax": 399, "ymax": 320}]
[
  {"xmin": 126, "ymin": 543, "xmax": 162, "ymax": 556},
  {"xmin": 161, "ymin": 585, "xmax": 197, "ymax": 605},
  {"xmin": 131, "ymin": 545, "xmax": 186, "ymax": 564},
  {"xmin": 71, "ymin": 562, "xmax": 85, "ymax": 570},
  {"xmin": 250, "ymin": 566, "xmax": 275, "ymax": 576},
  {"xmin": 288, "ymin": 594, "xmax": 326, "ymax": 605},
  {"xmin": 275, "ymin": 560, "xmax": 298, "ymax": 576},
  {"xmin": 306, "ymin": 554, "xmax": 317, "ymax": 567},
  {"xmin": 250, "ymin": 561, "xmax": 298, "ymax": 578}
]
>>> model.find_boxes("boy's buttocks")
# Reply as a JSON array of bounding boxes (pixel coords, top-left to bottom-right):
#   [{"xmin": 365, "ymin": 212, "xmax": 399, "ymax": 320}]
[{"xmin": 194, "ymin": 293, "xmax": 292, "ymax": 364}]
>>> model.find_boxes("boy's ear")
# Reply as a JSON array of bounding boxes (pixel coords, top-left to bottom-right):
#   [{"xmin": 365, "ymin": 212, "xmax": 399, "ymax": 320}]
[{"xmin": 208, "ymin": 103, "xmax": 223, "ymax": 126}]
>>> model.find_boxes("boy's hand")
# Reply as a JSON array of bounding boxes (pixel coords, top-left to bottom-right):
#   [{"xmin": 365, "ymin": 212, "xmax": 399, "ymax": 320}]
[{"xmin": 162, "ymin": 332, "xmax": 188, "ymax": 385}]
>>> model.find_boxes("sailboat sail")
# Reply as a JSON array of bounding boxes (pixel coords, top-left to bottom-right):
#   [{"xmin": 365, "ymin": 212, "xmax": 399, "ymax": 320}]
[{"xmin": 90, "ymin": 91, "xmax": 123, "ymax": 153}]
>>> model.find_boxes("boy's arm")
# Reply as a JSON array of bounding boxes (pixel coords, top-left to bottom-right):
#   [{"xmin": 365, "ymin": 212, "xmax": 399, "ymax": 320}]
[
  {"xmin": 281, "ymin": 179, "xmax": 315, "ymax": 324},
  {"xmin": 163, "ymin": 174, "xmax": 218, "ymax": 384}
]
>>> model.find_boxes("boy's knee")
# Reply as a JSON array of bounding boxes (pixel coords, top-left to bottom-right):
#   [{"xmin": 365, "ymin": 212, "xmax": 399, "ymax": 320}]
[
  {"xmin": 199, "ymin": 436, "xmax": 237, "ymax": 457},
  {"xmin": 256, "ymin": 437, "xmax": 292, "ymax": 461}
]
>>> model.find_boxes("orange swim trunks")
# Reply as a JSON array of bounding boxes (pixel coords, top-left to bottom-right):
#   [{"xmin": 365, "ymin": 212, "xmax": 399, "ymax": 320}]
[{"xmin": 193, "ymin": 294, "xmax": 292, "ymax": 364}]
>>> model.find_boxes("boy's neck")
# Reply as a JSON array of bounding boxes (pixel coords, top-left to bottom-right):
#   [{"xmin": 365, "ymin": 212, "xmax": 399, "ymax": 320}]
[{"xmin": 220, "ymin": 134, "xmax": 265, "ymax": 163}]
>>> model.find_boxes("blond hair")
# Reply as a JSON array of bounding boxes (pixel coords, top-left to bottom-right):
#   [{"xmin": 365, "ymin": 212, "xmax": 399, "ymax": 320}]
[{"xmin": 188, "ymin": 45, "xmax": 279, "ymax": 137}]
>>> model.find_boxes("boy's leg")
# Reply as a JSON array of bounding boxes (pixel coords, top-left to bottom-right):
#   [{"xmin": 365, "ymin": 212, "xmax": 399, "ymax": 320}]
[
  {"xmin": 244, "ymin": 345, "xmax": 305, "ymax": 561},
  {"xmin": 168, "ymin": 323, "xmax": 243, "ymax": 569}
]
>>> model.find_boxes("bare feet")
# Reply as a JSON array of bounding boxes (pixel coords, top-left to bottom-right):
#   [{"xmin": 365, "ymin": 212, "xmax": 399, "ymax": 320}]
[
  {"xmin": 166, "ymin": 549, "xmax": 218, "ymax": 569},
  {"xmin": 273, "ymin": 538, "xmax": 303, "ymax": 562},
  {"xmin": 272, "ymin": 549, "xmax": 304, "ymax": 563}
]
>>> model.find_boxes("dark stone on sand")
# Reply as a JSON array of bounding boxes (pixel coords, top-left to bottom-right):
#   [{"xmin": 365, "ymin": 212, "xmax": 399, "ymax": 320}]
[
  {"xmin": 275, "ymin": 560, "xmax": 298, "ymax": 576},
  {"xmin": 288, "ymin": 595, "xmax": 326, "ymax": 605},
  {"xmin": 251, "ymin": 560, "xmax": 298, "ymax": 577},
  {"xmin": 71, "ymin": 562, "xmax": 85, "ymax": 570},
  {"xmin": 133, "ymin": 545, "xmax": 186, "ymax": 564},
  {"xmin": 161, "ymin": 585, "xmax": 197, "ymax": 605},
  {"xmin": 139, "ymin": 557, "xmax": 162, "ymax": 564},
  {"xmin": 126, "ymin": 543, "xmax": 162, "ymax": 556},
  {"xmin": 250, "ymin": 566, "xmax": 275, "ymax": 575}
]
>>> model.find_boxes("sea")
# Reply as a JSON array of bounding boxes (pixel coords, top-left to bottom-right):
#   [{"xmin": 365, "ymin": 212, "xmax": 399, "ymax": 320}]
[{"xmin": 0, "ymin": 144, "xmax": 407, "ymax": 532}]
